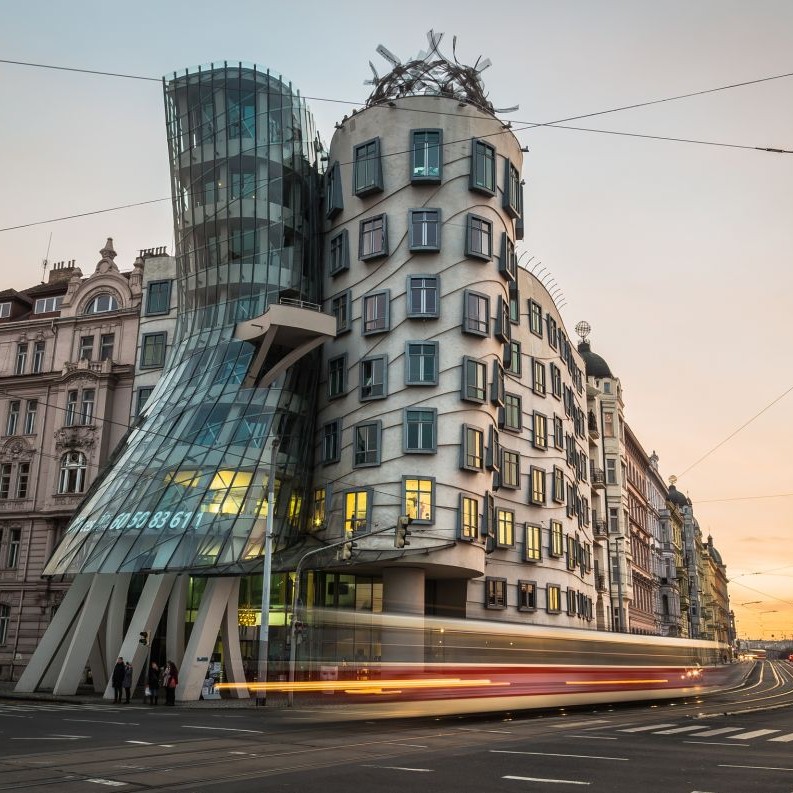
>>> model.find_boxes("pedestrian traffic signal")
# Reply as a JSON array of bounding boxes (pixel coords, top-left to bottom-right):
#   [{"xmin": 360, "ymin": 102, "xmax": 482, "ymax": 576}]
[
  {"xmin": 394, "ymin": 515, "xmax": 412, "ymax": 548},
  {"xmin": 139, "ymin": 631, "xmax": 149, "ymax": 646},
  {"xmin": 341, "ymin": 539, "xmax": 357, "ymax": 560}
]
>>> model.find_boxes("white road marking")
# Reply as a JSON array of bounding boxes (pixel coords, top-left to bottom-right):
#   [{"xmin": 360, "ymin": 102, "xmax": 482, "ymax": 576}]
[
  {"xmin": 11, "ymin": 736, "xmax": 88, "ymax": 741},
  {"xmin": 181, "ymin": 725, "xmax": 264, "ymax": 733},
  {"xmin": 392, "ymin": 743, "xmax": 429, "ymax": 748},
  {"xmin": 727, "ymin": 729, "xmax": 780, "ymax": 740},
  {"xmin": 684, "ymin": 741, "xmax": 748, "ymax": 747},
  {"xmin": 768, "ymin": 732, "xmax": 793, "ymax": 742},
  {"xmin": 654, "ymin": 726, "xmax": 709, "ymax": 735},
  {"xmin": 126, "ymin": 740, "xmax": 152, "ymax": 745},
  {"xmin": 457, "ymin": 727, "xmax": 512, "ymax": 733},
  {"xmin": 619, "ymin": 723, "xmax": 676, "ymax": 732},
  {"xmin": 361, "ymin": 765, "xmax": 433, "ymax": 772},
  {"xmin": 551, "ymin": 720, "xmax": 611, "ymax": 729},
  {"xmin": 63, "ymin": 719, "xmax": 139, "ymax": 726},
  {"xmin": 491, "ymin": 750, "xmax": 627, "ymax": 761},
  {"xmin": 688, "ymin": 727, "xmax": 743, "ymax": 737},
  {"xmin": 719, "ymin": 764, "xmax": 793, "ymax": 772},
  {"xmin": 566, "ymin": 735, "xmax": 618, "ymax": 740},
  {"xmin": 503, "ymin": 775, "xmax": 589, "ymax": 785},
  {"xmin": 86, "ymin": 780, "xmax": 127, "ymax": 787}
]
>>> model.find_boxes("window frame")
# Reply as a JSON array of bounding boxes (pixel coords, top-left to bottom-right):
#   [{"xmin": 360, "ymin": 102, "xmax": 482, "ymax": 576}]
[
  {"xmin": 84, "ymin": 293, "xmax": 119, "ymax": 315},
  {"xmin": 140, "ymin": 332, "xmax": 167, "ymax": 369},
  {"xmin": 485, "ymin": 577, "xmax": 507, "ymax": 609},
  {"xmin": 461, "ymin": 424, "xmax": 484, "ymax": 472},
  {"xmin": 502, "ymin": 392, "xmax": 522, "ymax": 432},
  {"xmin": 329, "ymin": 229, "xmax": 350, "ymax": 275},
  {"xmin": 359, "ymin": 214, "xmax": 389, "ymax": 260},
  {"xmin": 463, "ymin": 289, "xmax": 490, "ymax": 337},
  {"xmin": 359, "ymin": 354, "xmax": 388, "ymax": 401},
  {"xmin": 361, "ymin": 290, "xmax": 390, "ymax": 335},
  {"xmin": 146, "ymin": 280, "xmax": 172, "ymax": 315},
  {"xmin": 501, "ymin": 448, "xmax": 520, "ymax": 489},
  {"xmin": 518, "ymin": 580, "xmax": 537, "ymax": 612},
  {"xmin": 496, "ymin": 507, "xmax": 515, "ymax": 548},
  {"xmin": 459, "ymin": 493, "xmax": 480, "ymax": 540},
  {"xmin": 58, "ymin": 450, "xmax": 87, "ymax": 494},
  {"xmin": 532, "ymin": 359, "xmax": 546, "ymax": 395},
  {"xmin": 407, "ymin": 275, "xmax": 439, "ymax": 318},
  {"xmin": 411, "ymin": 129, "xmax": 442, "ymax": 183},
  {"xmin": 499, "ymin": 233, "xmax": 517, "ymax": 282},
  {"xmin": 23, "ymin": 400, "xmax": 37, "ymax": 435},
  {"xmin": 465, "ymin": 213, "xmax": 493, "ymax": 261},
  {"xmin": 408, "ymin": 208, "xmax": 441, "ymax": 252},
  {"xmin": 327, "ymin": 354, "xmax": 347, "ymax": 400},
  {"xmin": 135, "ymin": 386, "xmax": 153, "ymax": 416},
  {"xmin": 530, "ymin": 466, "xmax": 546, "ymax": 505},
  {"xmin": 532, "ymin": 412, "xmax": 548, "ymax": 450},
  {"xmin": 405, "ymin": 341, "xmax": 439, "ymax": 386},
  {"xmin": 15, "ymin": 343, "xmax": 28, "ymax": 375},
  {"xmin": 461, "ymin": 356, "xmax": 487, "ymax": 403},
  {"xmin": 546, "ymin": 584, "xmax": 562, "ymax": 614},
  {"xmin": 404, "ymin": 407, "xmax": 437, "ymax": 454},
  {"xmin": 403, "ymin": 476, "xmax": 435, "ymax": 524},
  {"xmin": 525, "ymin": 523, "xmax": 542, "ymax": 562},
  {"xmin": 326, "ymin": 160, "xmax": 343, "ymax": 218},
  {"xmin": 353, "ymin": 137, "xmax": 383, "ymax": 196},
  {"xmin": 353, "ymin": 420, "xmax": 382, "ymax": 468},
  {"xmin": 470, "ymin": 139, "xmax": 496, "ymax": 195},
  {"xmin": 322, "ymin": 419, "xmax": 341, "ymax": 464},
  {"xmin": 528, "ymin": 299, "xmax": 543, "ymax": 337},
  {"xmin": 5, "ymin": 401, "xmax": 20, "ymax": 436},
  {"xmin": 550, "ymin": 519, "xmax": 564, "ymax": 557},
  {"xmin": 503, "ymin": 160, "xmax": 523, "ymax": 218},
  {"xmin": 330, "ymin": 289, "xmax": 352, "ymax": 335}
]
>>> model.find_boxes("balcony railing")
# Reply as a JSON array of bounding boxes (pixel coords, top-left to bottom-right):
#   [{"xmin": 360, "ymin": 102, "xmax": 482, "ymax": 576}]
[
  {"xmin": 590, "ymin": 464, "xmax": 605, "ymax": 488},
  {"xmin": 593, "ymin": 520, "xmax": 608, "ymax": 538}
]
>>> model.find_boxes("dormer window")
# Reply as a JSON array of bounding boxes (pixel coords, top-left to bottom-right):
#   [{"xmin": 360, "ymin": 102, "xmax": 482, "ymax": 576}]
[
  {"xmin": 84, "ymin": 293, "xmax": 118, "ymax": 314},
  {"xmin": 34, "ymin": 296, "xmax": 63, "ymax": 314},
  {"xmin": 0, "ymin": 303, "xmax": 10, "ymax": 318}
]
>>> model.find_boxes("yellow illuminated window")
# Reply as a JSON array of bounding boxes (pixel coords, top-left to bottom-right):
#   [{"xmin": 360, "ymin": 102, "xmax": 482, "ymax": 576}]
[
  {"xmin": 345, "ymin": 490, "xmax": 368, "ymax": 534},
  {"xmin": 404, "ymin": 478, "xmax": 433, "ymax": 522}
]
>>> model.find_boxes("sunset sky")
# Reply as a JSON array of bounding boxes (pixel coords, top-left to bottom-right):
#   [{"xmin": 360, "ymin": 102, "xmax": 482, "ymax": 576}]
[{"xmin": 2, "ymin": 0, "xmax": 791, "ymax": 640}]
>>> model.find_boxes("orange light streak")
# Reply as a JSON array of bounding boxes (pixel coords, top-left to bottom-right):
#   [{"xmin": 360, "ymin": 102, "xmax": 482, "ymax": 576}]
[{"xmin": 218, "ymin": 677, "xmax": 511, "ymax": 693}]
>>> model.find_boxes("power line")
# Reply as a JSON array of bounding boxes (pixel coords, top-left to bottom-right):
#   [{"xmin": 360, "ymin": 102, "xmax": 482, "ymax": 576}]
[{"xmin": 697, "ymin": 492, "xmax": 793, "ymax": 505}]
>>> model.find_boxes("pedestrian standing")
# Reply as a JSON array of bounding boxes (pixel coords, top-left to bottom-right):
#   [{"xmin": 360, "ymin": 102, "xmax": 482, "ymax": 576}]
[
  {"xmin": 163, "ymin": 660, "xmax": 179, "ymax": 706},
  {"xmin": 123, "ymin": 662, "xmax": 133, "ymax": 704},
  {"xmin": 111, "ymin": 657, "xmax": 125, "ymax": 704},
  {"xmin": 147, "ymin": 661, "xmax": 160, "ymax": 705}
]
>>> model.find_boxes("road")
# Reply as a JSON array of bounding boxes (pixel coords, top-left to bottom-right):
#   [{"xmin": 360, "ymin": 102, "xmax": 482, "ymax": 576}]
[{"xmin": 1, "ymin": 660, "xmax": 791, "ymax": 792}]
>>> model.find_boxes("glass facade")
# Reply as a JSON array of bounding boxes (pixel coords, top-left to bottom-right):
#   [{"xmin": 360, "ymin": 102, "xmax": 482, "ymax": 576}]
[{"xmin": 45, "ymin": 63, "xmax": 322, "ymax": 576}]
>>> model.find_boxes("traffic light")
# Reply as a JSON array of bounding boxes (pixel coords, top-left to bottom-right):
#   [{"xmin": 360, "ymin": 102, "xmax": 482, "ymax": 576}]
[
  {"xmin": 341, "ymin": 539, "xmax": 357, "ymax": 560},
  {"xmin": 139, "ymin": 631, "xmax": 149, "ymax": 646},
  {"xmin": 394, "ymin": 515, "xmax": 412, "ymax": 549}
]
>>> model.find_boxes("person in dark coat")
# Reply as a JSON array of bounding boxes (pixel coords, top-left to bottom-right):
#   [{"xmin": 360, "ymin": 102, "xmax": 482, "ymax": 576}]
[
  {"xmin": 163, "ymin": 660, "xmax": 179, "ymax": 706},
  {"xmin": 147, "ymin": 661, "xmax": 160, "ymax": 705},
  {"xmin": 111, "ymin": 657, "xmax": 125, "ymax": 704},
  {"xmin": 122, "ymin": 662, "xmax": 133, "ymax": 704}
]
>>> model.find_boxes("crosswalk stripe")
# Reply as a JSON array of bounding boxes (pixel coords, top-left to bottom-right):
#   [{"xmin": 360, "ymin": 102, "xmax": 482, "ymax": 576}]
[
  {"xmin": 768, "ymin": 733, "xmax": 793, "ymax": 743},
  {"xmin": 689, "ymin": 727, "xmax": 744, "ymax": 737},
  {"xmin": 727, "ymin": 729, "xmax": 781, "ymax": 740},
  {"xmin": 653, "ymin": 726, "xmax": 708, "ymax": 735},
  {"xmin": 618, "ymin": 724, "xmax": 676, "ymax": 733}
]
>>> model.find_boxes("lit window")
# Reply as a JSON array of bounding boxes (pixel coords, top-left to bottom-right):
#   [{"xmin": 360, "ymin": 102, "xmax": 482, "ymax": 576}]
[
  {"xmin": 407, "ymin": 276, "xmax": 439, "ymax": 318},
  {"xmin": 359, "ymin": 214, "xmax": 388, "ymax": 260},
  {"xmin": 485, "ymin": 577, "xmax": 507, "ymax": 609},
  {"xmin": 362, "ymin": 291, "xmax": 390, "ymax": 334},
  {"xmin": 532, "ymin": 412, "xmax": 547, "ymax": 449},
  {"xmin": 331, "ymin": 290, "xmax": 352, "ymax": 334},
  {"xmin": 344, "ymin": 489, "xmax": 370, "ymax": 534},
  {"xmin": 462, "ymin": 425, "xmax": 484, "ymax": 471},
  {"xmin": 547, "ymin": 584, "xmax": 562, "ymax": 614},
  {"xmin": 58, "ymin": 451, "xmax": 87, "ymax": 494},
  {"xmin": 353, "ymin": 138, "xmax": 383, "ymax": 196},
  {"xmin": 329, "ymin": 230, "xmax": 350, "ymax": 275},
  {"xmin": 404, "ymin": 477, "xmax": 434, "ymax": 523},
  {"xmin": 353, "ymin": 421, "xmax": 381, "ymax": 467},
  {"xmin": 328, "ymin": 355, "xmax": 347, "ymax": 399},
  {"xmin": 532, "ymin": 359, "xmax": 546, "ymax": 395},
  {"xmin": 550, "ymin": 519, "xmax": 564, "ymax": 557},
  {"xmin": 406, "ymin": 342, "xmax": 438, "ymax": 385},
  {"xmin": 530, "ymin": 467, "xmax": 546, "ymax": 505},
  {"xmin": 463, "ymin": 290, "xmax": 489, "ymax": 336},
  {"xmin": 518, "ymin": 580, "xmax": 537, "ymax": 611},
  {"xmin": 496, "ymin": 508, "xmax": 515, "ymax": 547},
  {"xmin": 465, "ymin": 214, "xmax": 493, "ymax": 260},
  {"xmin": 411, "ymin": 129, "xmax": 442, "ymax": 182},
  {"xmin": 360, "ymin": 356, "xmax": 387, "ymax": 400},
  {"xmin": 459, "ymin": 494, "xmax": 479, "ymax": 539},
  {"xmin": 404, "ymin": 408, "xmax": 436, "ymax": 453},
  {"xmin": 525, "ymin": 523, "xmax": 542, "ymax": 562},
  {"xmin": 141, "ymin": 333, "xmax": 167, "ymax": 368},
  {"xmin": 470, "ymin": 139, "xmax": 496, "ymax": 195},
  {"xmin": 409, "ymin": 209, "xmax": 441, "ymax": 251},
  {"xmin": 84, "ymin": 293, "xmax": 119, "ymax": 314},
  {"xmin": 461, "ymin": 357, "xmax": 487, "ymax": 402}
]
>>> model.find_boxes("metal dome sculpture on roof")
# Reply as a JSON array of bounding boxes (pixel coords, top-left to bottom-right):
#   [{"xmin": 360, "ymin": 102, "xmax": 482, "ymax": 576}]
[{"xmin": 364, "ymin": 30, "xmax": 518, "ymax": 116}]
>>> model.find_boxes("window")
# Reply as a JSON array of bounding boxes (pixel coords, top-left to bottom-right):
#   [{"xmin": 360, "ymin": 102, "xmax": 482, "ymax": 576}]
[
  {"xmin": 229, "ymin": 229, "xmax": 255, "ymax": 263},
  {"xmin": 359, "ymin": 214, "xmax": 388, "ymax": 260},
  {"xmin": 552, "ymin": 467, "xmax": 565, "ymax": 503},
  {"xmin": 84, "ymin": 293, "xmax": 119, "ymax": 314},
  {"xmin": 78, "ymin": 335, "xmax": 94, "ymax": 361},
  {"xmin": 0, "ymin": 302, "xmax": 10, "ymax": 318},
  {"xmin": 409, "ymin": 209, "xmax": 441, "ymax": 251},
  {"xmin": 353, "ymin": 421, "xmax": 381, "ymax": 467},
  {"xmin": 532, "ymin": 359, "xmax": 546, "ymax": 395},
  {"xmin": 329, "ymin": 230, "xmax": 350, "ymax": 275},
  {"xmin": 32, "ymin": 341, "xmax": 45, "ymax": 374},
  {"xmin": 463, "ymin": 290, "xmax": 490, "ymax": 336},
  {"xmin": 491, "ymin": 360, "xmax": 505, "ymax": 406},
  {"xmin": 360, "ymin": 356, "xmax": 387, "ymax": 400},
  {"xmin": 462, "ymin": 425, "xmax": 484, "ymax": 471},
  {"xmin": 146, "ymin": 280, "xmax": 172, "ymax": 315},
  {"xmin": 499, "ymin": 234, "xmax": 517, "ymax": 281},
  {"xmin": 411, "ymin": 129, "xmax": 442, "ymax": 182},
  {"xmin": 328, "ymin": 355, "xmax": 347, "ymax": 399},
  {"xmin": 80, "ymin": 389, "xmax": 95, "ymax": 425},
  {"xmin": 507, "ymin": 340, "xmax": 521, "ymax": 376},
  {"xmin": 226, "ymin": 88, "xmax": 255, "ymax": 138},
  {"xmin": 135, "ymin": 387, "xmax": 153, "ymax": 416},
  {"xmin": 322, "ymin": 420, "xmax": 341, "ymax": 464},
  {"xmin": 604, "ymin": 412, "xmax": 615, "ymax": 437},
  {"xmin": 530, "ymin": 467, "xmax": 546, "ymax": 505},
  {"xmin": 312, "ymin": 487, "xmax": 327, "ymax": 530},
  {"xmin": 485, "ymin": 577, "xmax": 507, "ymax": 609},
  {"xmin": 547, "ymin": 314, "xmax": 558, "ymax": 349},
  {"xmin": 504, "ymin": 160, "xmax": 522, "ymax": 218},
  {"xmin": 509, "ymin": 284, "xmax": 520, "ymax": 324},
  {"xmin": 362, "ymin": 290, "xmax": 390, "ymax": 334},
  {"xmin": 529, "ymin": 299, "xmax": 543, "ymax": 337},
  {"xmin": 58, "ymin": 450, "xmax": 87, "ymax": 494},
  {"xmin": 407, "ymin": 275, "xmax": 439, "ymax": 318},
  {"xmin": 230, "ymin": 170, "xmax": 255, "ymax": 200},
  {"xmin": 566, "ymin": 535, "xmax": 578, "ymax": 571},
  {"xmin": 65, "ymin": 391, "xmax": 78, "ymax": 427},
  {"xmin": 141, "ymin": 333, "xmax": 167, "ymax": 368},
  {"xmin": 404, "ymin": 408, "xmax": 437, "ymax": 453},
  {"xmin": 459, "ymin": 494, "xmax": 479, "ymax": 540},
  {"xmin": 461, "ymin": 357, "xmax": 487, "ymax": 402},
  {"xmin": 465, "ymin": 214, "xmax": 493, "ymax": 260},
  {"xmin": 470, "ymin": 139, "xmax": 496, "ymax": 195},
  {"xmin": 0, "ymin": 603, "xmax": 9, "ymax": 645},
  {"xmin": 7, "ymin": 528, "xmax": 21, "ymax": 567},
  {"xmin": 344, "ymin": 489, "xmax": 370, "ymax": 534},
  {"xmin": 525, "ymin": 523, "xmax": 542, "ymax": 562},
  {"xmin": 353, "ymin": 137, "xmax": 383, "ymax": 196},
  {"xmin": 404, "ymin": 477, "xmax": 434, "ymax": 523},
  {"xmin": 502, "ymin": 393, "xmax": 522, "ymax": 432},
  {"xmin": 330, "ymin": 290, "xmax": 352, "ymax": 334},
  {"xmin": 326, "ymin": 160, "xmax": 343, "ymax": 218},
  {"xmin": 0, "ymin": 465, "xmax": 10, "ymax": 498},
  {"xmin": 15, "ymin": 464, "xmax": 29, "ymax": 499},
  {"xmin": 550, "ymin": 519, "xmax": 564, "ymax": 557},
  {"xmin": 550, "ymin": 363, "xmax": 562, "ymax": 398},
  {"xmin": 100, "ymin": 333, "xmax": 115, "ymax": 361},
  {"xmin": 553, "ymin": 416, "xmax": 564, "ymax": 449},
  {"xmin": 495, "ymin": 296, "xmax": 510, "ymax": 343},
  {"xmin": 547, "ymin": 584, "xmax": 562, "ymax": 614},
  {"xmin": 405, "ymin": 341, "xmax": 438, "ymax": 385},
  {"xmin": 6, "ymin": 401, "xmax": 20, "ymax": 436},
  {"xmin": 502, "ymin": 449, "xmax": 520, "ymax": 489},
  {"xmin": 606, "ymin": 458, "xmax": 617, "ymax": 485},
  {"xmin": 23, "ymin": 400, "xmax": 37, "ymax": 435},
  {"xmin": 15, "ymin": 343, "xmax": 28, "ymax": 375},
  {"xmin": 516, "ymin": 580, "xmax": 538, "ymax": 613},
  {"xmin": 34, "ymin": 296, "xmax": 63, "ymax": 314},
  {"xmin": 532, "ymin": 412, "xmax": 547, "ymax": 449},
  {"xmin": 496, "ymin": 508, "xmax": 515, "ymax": 547}
]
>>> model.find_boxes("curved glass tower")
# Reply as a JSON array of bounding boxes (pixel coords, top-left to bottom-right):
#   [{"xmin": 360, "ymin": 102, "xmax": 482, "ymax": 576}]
[{"xmin": 45, "ymin": 63, "xmax": 327, "ymax": 577}]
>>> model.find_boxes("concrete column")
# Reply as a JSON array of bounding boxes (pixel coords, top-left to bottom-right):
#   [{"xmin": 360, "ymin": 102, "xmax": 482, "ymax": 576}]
[
  {"xmin": 382, "ymin": 567, "xmax": 425, "ymax": 666},
  {"xmin": 219, "ymin": 577, "xmax": 248, "ymax": 698},
  {"xmin": 167, "ymin": 574, "xmax": 189, "ymax": 665}
]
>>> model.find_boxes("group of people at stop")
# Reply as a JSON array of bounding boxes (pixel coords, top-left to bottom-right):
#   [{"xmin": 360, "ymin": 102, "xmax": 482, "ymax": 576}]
[{"xmin": 111, "ymin": 657, "xmax": 179, "ymax": 705}]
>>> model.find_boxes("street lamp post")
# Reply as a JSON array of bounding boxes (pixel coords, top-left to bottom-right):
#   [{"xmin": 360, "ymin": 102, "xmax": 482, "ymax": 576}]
[{"xmin": 257, "ymin": 437, "xmax": 279, "ymax": 706}]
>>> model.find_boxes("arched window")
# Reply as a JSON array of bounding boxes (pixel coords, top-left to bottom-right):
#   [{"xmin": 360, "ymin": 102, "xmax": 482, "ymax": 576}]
[
  {"xmin": 83, "ymin": 293, "xmax": 119, "ymax": 314},
  {"xmin": 58, "ymin": 451, "xmax": 86, "ymax": 494}
]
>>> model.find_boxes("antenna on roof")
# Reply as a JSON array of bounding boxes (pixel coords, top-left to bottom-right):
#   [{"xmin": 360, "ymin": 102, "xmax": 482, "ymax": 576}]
[{"xmin": 41, "ymin": 232, "xmax": 53, "ymax": 283}]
